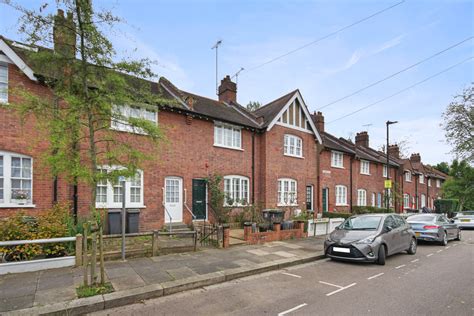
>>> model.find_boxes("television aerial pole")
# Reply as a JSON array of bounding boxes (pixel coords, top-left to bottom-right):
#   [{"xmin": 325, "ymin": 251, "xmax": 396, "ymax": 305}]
[{"xmin": 211, "ymin": 40, "xmax": 223, "ymax": 96}]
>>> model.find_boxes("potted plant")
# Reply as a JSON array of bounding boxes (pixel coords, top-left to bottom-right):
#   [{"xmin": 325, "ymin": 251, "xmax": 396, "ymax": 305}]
[{"xmin": 12, "ymin": 190, "xmax": 29, "ymax": 205}]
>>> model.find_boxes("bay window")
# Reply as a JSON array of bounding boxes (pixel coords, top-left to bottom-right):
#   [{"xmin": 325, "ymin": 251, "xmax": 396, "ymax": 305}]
[
  {"xmin": 278, "ymin": 178, "xmax": 297, "ymax": 206},
  {"xmin": 0, "ymin": 151, "xmax": 33, "ymax": 206},
  {"xmin": 223, "ymin": 175, "xmax": 249, "ymax": 206}
]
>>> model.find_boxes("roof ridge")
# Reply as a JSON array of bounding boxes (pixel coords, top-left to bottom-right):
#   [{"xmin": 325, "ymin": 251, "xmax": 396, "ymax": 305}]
[{"xmin": 254, "ymin": 89, "xmax": 298, "ymax": 114}]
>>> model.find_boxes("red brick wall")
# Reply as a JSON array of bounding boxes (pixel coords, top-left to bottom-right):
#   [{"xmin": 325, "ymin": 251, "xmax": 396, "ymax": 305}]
[{"xmin": 259, "ymin": 125, "xmax": 318, "ymax": 217}]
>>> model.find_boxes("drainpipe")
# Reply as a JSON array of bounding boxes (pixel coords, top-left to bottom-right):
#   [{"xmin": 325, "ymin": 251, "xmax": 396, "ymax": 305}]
[
  {"xmin": 415, "ymin": 175, "xmax": 418, "ymax": 210},
  {"xmin": 53, "ymin": 176, "xmax": 58, "ymax": 203},
  {"xmin": 251, "ymin": 131, "xmax": 255, "ymax": 205},
  {"xmin": 349, "ymin": 156, "xmax": 354, "ymax": 212},
  {"xmin": 73, "ymin": 182, "xmax": 78, "ymax": 223}
]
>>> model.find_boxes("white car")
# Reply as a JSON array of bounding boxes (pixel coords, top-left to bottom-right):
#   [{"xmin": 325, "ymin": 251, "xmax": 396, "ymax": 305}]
[{"xmin": 453, "ymin": 211, "xmax": 474, "ymax": 229}]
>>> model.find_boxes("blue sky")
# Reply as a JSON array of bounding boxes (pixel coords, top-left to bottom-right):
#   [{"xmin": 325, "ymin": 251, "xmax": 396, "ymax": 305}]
[{"xmin": 1, "ymin": 0, "xmax": 473, "ymax": 164}]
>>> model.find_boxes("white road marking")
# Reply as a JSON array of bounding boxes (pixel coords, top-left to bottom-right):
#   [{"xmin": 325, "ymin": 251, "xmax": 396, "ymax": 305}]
[
  {"xmin": 282, "ymin": 272, "xmax": 302, "ymax": 279},
  {"xmin": 367, "ymin": 273, "xmax": 384, "ymax": 280},
  {"xmin": 427, "ymin": 253, "xmax": 434, "ymax": 257},
  {"xmin": 326, "ymin": 283, "xmax": 357, "ymax": 296},
  {"xmin": 395, "ymin": 264, "xmax": 406, "ymax": 269},
  {"xmin": 437, "ymin": 250, "xmax": 443, "ymax": 253},
  {"xmin": 411, "ymin": 259, "xmax": 419, "ymax": 263},
  {"xmin": 278, "ymin": 303, "xmax": 307, "ymax": 315},
  {"xmin": 319, "ymin": 281, "xmax": 343, "ymax": 289}
]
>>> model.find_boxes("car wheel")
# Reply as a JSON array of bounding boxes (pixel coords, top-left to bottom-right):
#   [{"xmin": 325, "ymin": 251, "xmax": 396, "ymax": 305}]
[
  {"xmin": 376, "ymin": 244, "xmax": 386, "ymax": 265},
  {"xmin": 454, "ymin": 230, "xmax": 461, "ymax": 241},
  {"xmin": 440, "ymin": 231, "xmax": 448, "ymax": 246},
  {"xmin": 407, "ymin": 238, "xmax": 417, "ymax": 254}
]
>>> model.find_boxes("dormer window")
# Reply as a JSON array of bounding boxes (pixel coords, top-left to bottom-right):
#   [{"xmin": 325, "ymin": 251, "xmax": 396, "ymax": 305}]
[
  {"xmin": 284, "ymin": 134, "xmax": 302, "ymax": 157},
  {"xmin": 0, "ymin": 63, "xmax": 8, "ymax": 103}
]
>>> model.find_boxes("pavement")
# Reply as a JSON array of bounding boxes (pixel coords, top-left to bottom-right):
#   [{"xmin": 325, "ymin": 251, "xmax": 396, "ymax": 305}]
[
  {"xmin": 0, "ymin": 236, "xmax": 325, "ymax": 315},
  {"xmin": 91, "ymin": 230, "xmax": 474, "ymax": 316}
]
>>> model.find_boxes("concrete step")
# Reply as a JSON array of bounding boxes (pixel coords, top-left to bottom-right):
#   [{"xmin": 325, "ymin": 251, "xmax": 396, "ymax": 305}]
[{"xmin": 164, "ymin": 222, "xmax": 190, "ymax": 230}]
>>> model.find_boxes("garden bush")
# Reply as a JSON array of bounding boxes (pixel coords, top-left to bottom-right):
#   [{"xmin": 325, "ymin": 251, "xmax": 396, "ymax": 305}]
[
  {"xmin": 322, "ymin": 212, "xmax": 352, "ymax": 219},
  {"xmin": 351, "ymin": 206, "xmax": 394, "ymax": 214},
  {"xmin": 434, "ymin": 199, "xmax": 459, "ymax": 217},
  {"xmin": 0, "ymin": 203, "xmax": 81, "ymax": 261}
]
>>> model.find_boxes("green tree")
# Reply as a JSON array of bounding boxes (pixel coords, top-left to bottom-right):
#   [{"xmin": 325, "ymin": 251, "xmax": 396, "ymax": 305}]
[
  {"xmin": 5, "ymin": 0, "xmax": 173, "ymax": 212},
  {"xmin": 246, "ymin": 101, "xmax": 261, "ymax": 112},
  {"xmin": 433, "ymin": 162, "xmax": 450, "ymax": 174},
  {"xmin": 441, "ymin": 160, "xmax": 474, "ymax": 210},
  {"xmin": 442, "ymin": 84, "xmax": 474, "ymax": 163}
]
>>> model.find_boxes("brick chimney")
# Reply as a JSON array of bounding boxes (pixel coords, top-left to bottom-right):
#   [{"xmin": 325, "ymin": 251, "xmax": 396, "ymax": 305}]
[
  {"xmin": 355, "ymin": 131, "xmax": 369, "ymax": 147},
  {"xmin": 312, "ymin": 111, "xmax": 325, "ymax": 133},
  {"xmin": 388, "ymin": 144, "xmax": 400, "ymax": 159},
  {"xmin": 53, "ymin": 9, "xmax": 76, "ymax": 59},
  {"xmin": 410, "ymin": 153, "xmax": 421, "ymax": 163},
  {"xmin": 218, "ymin": 75, "xmax": 237, "ymax": 103}
]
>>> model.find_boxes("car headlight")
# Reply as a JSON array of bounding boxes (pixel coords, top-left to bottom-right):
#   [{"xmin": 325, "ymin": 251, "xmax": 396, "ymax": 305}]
[{"xmin": 356, "ymin": 235, "xmax": 377, "ymax": 244}]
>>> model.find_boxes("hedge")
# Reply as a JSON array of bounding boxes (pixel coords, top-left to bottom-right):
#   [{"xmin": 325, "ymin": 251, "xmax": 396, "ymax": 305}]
[
  {"xmin": 351, "ymin": 206, "xmax": 394, "ymax": 214},
  {"xmin": 434, "ymin": 199, "xmax": 459, "ymax": 216},
  {"xmin": 322, "ymin": 212, "xmax": 352, "ymax": 219}
]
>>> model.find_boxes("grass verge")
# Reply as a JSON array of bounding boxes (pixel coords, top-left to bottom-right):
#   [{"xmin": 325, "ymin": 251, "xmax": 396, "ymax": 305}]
[{"xmin": 76, "ymin": 282, "xmax": 114, "ymax": 298}]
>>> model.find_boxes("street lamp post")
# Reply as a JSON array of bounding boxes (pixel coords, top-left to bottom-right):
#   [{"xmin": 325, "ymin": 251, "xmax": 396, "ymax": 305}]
[{"xmin": 386, "ymin": 120, "xmax": 398, "ymax": 213}]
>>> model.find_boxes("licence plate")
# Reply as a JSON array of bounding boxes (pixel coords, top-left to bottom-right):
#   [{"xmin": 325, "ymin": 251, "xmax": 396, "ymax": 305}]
[
  {"xmin": 415, "ymin": 232, "xmax": 421, "ymax": 237},
  {"xmin": 333, "ymin": 247, "xmax": 350, "ymax": 253},
  {"xmin": 461, "ymin": 219, "xmax": 470, "ymax": 222}
]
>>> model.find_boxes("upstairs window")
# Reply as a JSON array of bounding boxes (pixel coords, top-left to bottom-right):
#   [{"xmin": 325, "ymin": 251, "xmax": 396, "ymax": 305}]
[
  {"xmin": 0, "ymin": 64, "xmax": 7, "ymax": 103},
  {"xmin": 428, "ymin": 179, "xmax": 431, "ymax": 187},
  {"xmin": 357, "ymin": 189, "xmax": 367, "ymax": 206},
  {"xmin": 383, "ymin": 165, "xmax": 388, "ymax": 178},
  {"xmin": 360, "ymin": 160, "xmax": 370, "ymax": 175},
  {"xmin": 436, "ymin": 179, "xmax": 441, "ymax": 188},
  {"xmin": 405, "ymin": 171, "xmax": 412, "ymax": 182},
  {"xmin": 0, "ymin": 151, "xmax": 33, "ymax": 206},
  {"xmin": 111, "ymin": 105, "xmax": 157, "ymax": 134},
  {"xmin": 331, "ymin": 151, "xmax": 344, "ymax": 168},
  {"xmin": 335, "ymin": 185, "xmax": 347, "ymax": 206},
  {"xmin": 95, "ymin": 167, "xmax": 144, "ymax": 208},
  {"xmin": 223, "ymin": 175, "xmax": 249, "ymax": 206},
  {"xmin": 278, "ymin": 178, "xmax": 297, "ymax": 206},
  {"xmin": 284, "ymin": 134, "xmax": 302, "ymax": 157},
  {"xmin": 214, "ymin": 122, "xmax": 242, "ymax": 150},
  {"xmin": 419, "ymin": 174, "xmax": 425, "ymax": 184}
]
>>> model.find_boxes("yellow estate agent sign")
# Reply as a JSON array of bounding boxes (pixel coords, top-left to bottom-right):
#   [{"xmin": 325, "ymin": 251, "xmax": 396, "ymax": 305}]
[{"xmin": 384, "ymin": 180, "xmax": 392, "ymax": 189}]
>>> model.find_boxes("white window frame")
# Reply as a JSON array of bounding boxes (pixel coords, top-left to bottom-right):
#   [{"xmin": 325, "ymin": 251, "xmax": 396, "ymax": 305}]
[
  {"xmin": 0, "ymin": 63, "xmax": 8, "ymax": 103},
  {"xmin": 421, "ymin": 194, "xmax": 426, "ymax": 208},
  {"xmin": 278, "ymin": 178, "xmax": 297, "ymax": 206},
  {"xmin": 214, "ymin": 122, "xmax": 242, "ymax": 150},
  {"xmin": 405, "ymin": 171, "xmax": 412, "ymax": 182},
  {"xmin": 403, "ymin": 194, "xmax": 410, "ymax": 209},
  {"xmin": 223, "ymin": 175, "xmax": 249, "ymax": 206},
  {"xmin": 335, "ymin": 185, "xmax": 347, "ymax": 206},
  {"xmin": 428, "ymin": 179, "xmax": 431, "ymax": 187},
  {"xmin": 111, "ymin": 104, "xmax": 158, "ymax": 134},
  {"xmin": 360, "ymin": 160, "xmax": 370, "ymax": 175},
  {"xmin": 357, "ymin": 189, "xmax": 367, "ymax": 206},
  {"xmin": 0, "ymin": 150, "xmax": 34, "ymax": 207},
  {"xmin": 283, "ymin": 134, "xmax": 303, "ymax": 158},
  {"xmin": 419, "ymin": 174, "xmax": 424, "ymax": 184},
  {"xmin": 436, "ymin": 179, "xmax": 441, "ymax": 188},
  {"xmin": 383, "ymin": 165, "xmax": 388, "ymax": 178},
  {"xmin": 95, "ymin": 166, "xmax": 145, "ymax": 209},
  {"xmin": 371, "ymin": 192, "xmax": 376, "ymax": 207},
  {"xmin": 331, "ymin": 151, "xmax": 344, "ymax": 168}
]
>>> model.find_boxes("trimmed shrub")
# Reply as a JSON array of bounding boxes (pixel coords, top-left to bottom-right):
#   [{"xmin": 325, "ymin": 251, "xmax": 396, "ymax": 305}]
[
  {"xmin": 434, "ymin": 199, "xmax": 459, "ymax": 217},
  {"xmin": 352, "ymin": 206, "xmax": 394, "ymax": 214},
  {"xmin": 322, "ymin": 212, "xmax": 352, "ymax": 219}
]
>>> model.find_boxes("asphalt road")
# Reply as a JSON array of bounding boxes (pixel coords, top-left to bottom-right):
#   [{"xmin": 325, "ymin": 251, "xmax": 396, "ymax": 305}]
[{"xmin": 91, "ymin": 230, "xmax": 474, "ymax": 316}]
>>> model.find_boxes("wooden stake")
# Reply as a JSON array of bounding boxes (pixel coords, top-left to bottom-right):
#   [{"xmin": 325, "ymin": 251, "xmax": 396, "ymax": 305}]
[
  {"xmin": 91, "ymin": 232, "xmax": 97, "ymax": 285},
  {"xmin": 99, "ymin": 226, "xmax": 105, "ymax": 285},
  {"xmin": 82, "ymin": 223, "xmax": 88, "ymax": 286}
]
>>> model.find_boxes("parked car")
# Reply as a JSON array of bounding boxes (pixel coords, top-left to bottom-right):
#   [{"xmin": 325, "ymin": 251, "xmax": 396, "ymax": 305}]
[
  {"xmin": 324, "ymin": 214, "xmax": 416, "ymax": 266},
  {"xmin": 407, "ymin": 214, "xmax": 461, "ymax": 245},
  {"xmin": 453, "ymin": 211, "xmax": 474, "ymax": 229}
]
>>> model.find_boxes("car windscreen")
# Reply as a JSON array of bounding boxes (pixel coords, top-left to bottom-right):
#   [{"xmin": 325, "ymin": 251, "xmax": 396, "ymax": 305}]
[
  {"xmin": 407, "ymin": 215, "xmax": 436, "ymax": 222},
  {"xmin": 340, "ymin": 216, "xmax": 382, "ymax": 230}
]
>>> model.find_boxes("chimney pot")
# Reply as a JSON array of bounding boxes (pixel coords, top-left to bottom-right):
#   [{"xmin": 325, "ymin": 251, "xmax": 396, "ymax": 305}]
[
  {"xmin": 218, "ymin": 75, "xmax": 237, "ymax": 103},
  {"xmin": 410, "ymin": 153, "xmax": 421, "ymax": 163},
  {"xmin": 388, "ymin": 144, "xmax": 400, "ymax": 159},
  {"xmin": 312, "ymin": 111, "xmax": 325, "ymax": 133}
]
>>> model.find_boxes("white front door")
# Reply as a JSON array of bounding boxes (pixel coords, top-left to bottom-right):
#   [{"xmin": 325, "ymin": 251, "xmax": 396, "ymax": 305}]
[{"xmin": 165, "ymin": 177, "xmax": 183, "ymax": 222}]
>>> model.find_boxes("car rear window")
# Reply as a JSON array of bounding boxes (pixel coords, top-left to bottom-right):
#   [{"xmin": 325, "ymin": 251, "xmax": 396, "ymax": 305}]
[{"xmin": 408, "ymin": 215, "xmax": 435, "ymax": 222}]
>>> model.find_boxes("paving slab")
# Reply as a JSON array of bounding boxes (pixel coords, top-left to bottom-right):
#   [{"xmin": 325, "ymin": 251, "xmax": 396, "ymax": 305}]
[{"xmin": 109, "ymin": 274, "xmax": 146, "ymax": 291}]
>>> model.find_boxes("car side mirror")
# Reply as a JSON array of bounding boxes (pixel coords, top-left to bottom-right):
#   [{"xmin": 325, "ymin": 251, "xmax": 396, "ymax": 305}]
[
  {"xmin": 450, "ymin": 219, "xmax": 455, "ymax": 223},
  {"xmin": 384, "ymin": 226, "xmax": 393, "ymax": 232},
  {"xmin": 335, "ymin": 226, "xmax": 340, "ymax": 230}
]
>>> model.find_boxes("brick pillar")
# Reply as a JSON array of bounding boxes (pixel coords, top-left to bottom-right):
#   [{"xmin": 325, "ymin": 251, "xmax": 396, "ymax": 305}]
[
  {"xmin": 244, "ymin": 223, "xmax": 252, "ymax": 241},
  {"xmin": 296, "ymin": 221, "xmax": 305, "ymax": 237},
  {"xmin": 223, "ymin": 225, "xmax": 230, "ymax": 248},
  {"xmin": 274, "ymin": 222, "xmax": 281, "ymax": 240}
]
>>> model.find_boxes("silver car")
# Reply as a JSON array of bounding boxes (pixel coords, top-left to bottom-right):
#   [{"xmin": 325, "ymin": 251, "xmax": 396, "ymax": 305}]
[
  {"xmin": 407, "ymin": 214, "xmax": 461, "ymax": 245},
  {"xmin": 324, "ymin": 214, "xmax": 417, "ymax": 265},
  {"xmin": 453, "ymin": 211, "xmax": 474, "ymax": 229}
]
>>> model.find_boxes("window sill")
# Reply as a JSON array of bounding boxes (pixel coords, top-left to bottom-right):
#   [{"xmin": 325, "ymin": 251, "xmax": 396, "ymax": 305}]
[
  {"xmin": 95, "ymin": 204, "xmax": 146, "ymax": 209},
  {"xmin": 110, "ymin": 126, "xmax": 152, "ymax": 136},
  {"xmin": 284, "ymin": 153, "xmax": 304, "ymax": 159},
  {"xmin": 213, "ymin": 144, "xmax": 244, "ymax": 151},
  {"xmin": 331, "ymin": 165, "xmax": 344, "ymax": 169},
  {"xmin": 0, "ymin": 204, "xmax": 36, "ymax": 208},
  {"xmin": 335, "ymin": 204, "xmax": 348, "ymax": 207},
  {"xmin": 360, "ymin": 173, "xmax": 371, "ymax": 176},
  {"xmin": 277, "ymin": 204, "xmax": 299, "ymax": 207}
]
